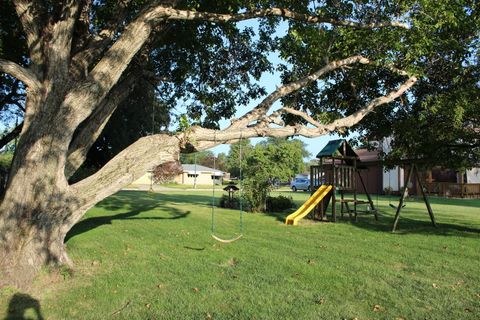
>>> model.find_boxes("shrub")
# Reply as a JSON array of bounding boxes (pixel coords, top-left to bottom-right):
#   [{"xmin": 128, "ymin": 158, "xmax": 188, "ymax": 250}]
[
  {"xmin": 266, "ymin": 195, "xmax": 294, "ymax": 212},
  {"xmin": 219, "ymin": 194, "xmax": 241, "ymax": 209},
  {"xmin": 152, "ymin": 161, "xmax": 183, "ymax": 184}
]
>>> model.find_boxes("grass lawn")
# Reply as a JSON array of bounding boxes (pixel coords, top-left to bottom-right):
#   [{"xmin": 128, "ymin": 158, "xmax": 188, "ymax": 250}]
[
  {"xmin": 157, "ymin": 183, "xmax": 215, "ymax": 190},
  {"xmin": 1, "ymin": 190, "xmax": 479, "ymax": 319}
]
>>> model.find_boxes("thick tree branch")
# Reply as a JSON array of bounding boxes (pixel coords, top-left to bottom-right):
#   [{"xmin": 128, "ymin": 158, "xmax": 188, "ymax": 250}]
[
  {"xmin": 44, "ymin": 1, "xmax": 80, "ymax": 83},
  {"xmin": 65, "ymin": 73, "xmax": 138, "ymax": 178},
  {"xmin": 0, "ymin": 122, "xmax": 24, "ymax": 150},
  {"xmin": 155, "ymin": 7, "xmax": 410, "ymax": 29},
  {"xmin": 269, "ymin": 107, "xmax": 322, "ymax": 127},
  {"xmin": 13, "ymin": 0, "xmax": 45, "ymax": 70},
  {"xmin": 182, "ymin": 75, "xmax": 417, "ymax": 150},
  {"xmin": 0, "ymin": 59, "xmax": 41, "ymax": 92},
  {"xmin": 70, "ymin": 0, "xmax": 134, "ymax": 78},
  {"xmin": 231, "ymin": 55, "xmax": 370, "ymax": 128},
  {"xmin": 69, "ymin": 134, "xmax": 179, "ymax": 222}
]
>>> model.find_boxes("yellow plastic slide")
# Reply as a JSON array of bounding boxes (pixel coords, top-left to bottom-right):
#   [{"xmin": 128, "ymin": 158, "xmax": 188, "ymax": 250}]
[{"xmin": 285, "ymin": 185, "xmax": 333, "ymax": 225}]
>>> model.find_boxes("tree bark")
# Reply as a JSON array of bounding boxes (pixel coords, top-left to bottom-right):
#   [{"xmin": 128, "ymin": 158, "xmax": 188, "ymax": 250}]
[{"xmin": 0, "ymin": 110, "xmax": 179, "ymax": 288}]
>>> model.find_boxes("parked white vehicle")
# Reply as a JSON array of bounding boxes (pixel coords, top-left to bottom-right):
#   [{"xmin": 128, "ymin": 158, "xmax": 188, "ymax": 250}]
[{"xmin": 290, "ymin": 178, "xmax": 310, "ymax": 192}]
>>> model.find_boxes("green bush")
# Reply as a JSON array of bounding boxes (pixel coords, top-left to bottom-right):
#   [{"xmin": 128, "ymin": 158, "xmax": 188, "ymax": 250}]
[
  {"xmin": 266, "ymin": 195, "xmax": 294, "ymax": 212},
  {"xmin": 220, "ymin": 193, "xmax": 293, "ymax": 213},
  {"xmin": 219, "ymin": 194, "xmax": 241, "ymax": 209}
]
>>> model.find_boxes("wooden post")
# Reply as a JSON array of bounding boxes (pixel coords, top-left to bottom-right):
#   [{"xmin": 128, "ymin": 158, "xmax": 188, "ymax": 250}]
[
  {"xmin": 357, "ymin": 170, "xmax": 378, "ymax": 220},
  {"xmin": 340, "ymin": 190, "xmax": 345, "ymax": 219},
  {"xmin": 332, "ymin": 186, "xmax": 336, "ymax": 222},
  {"xmin": 353, "ymin": 158, "xmax": 357, "ymax": 222},
  {"xmin": 392, "ymin": 164, "xmax": 414, "ymax": 232},
  {"xmin": 413, "ymin": 165, "xmax": 437, "ymax": 228}
]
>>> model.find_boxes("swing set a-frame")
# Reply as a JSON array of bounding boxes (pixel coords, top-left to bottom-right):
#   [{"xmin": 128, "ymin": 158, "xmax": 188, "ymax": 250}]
[{"xmin": 389, "ymin": 161, "xmax": 437, "ymax": 232}]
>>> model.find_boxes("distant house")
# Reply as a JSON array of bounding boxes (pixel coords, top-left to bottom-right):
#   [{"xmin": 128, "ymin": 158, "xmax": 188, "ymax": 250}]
[
  {"xmin": 173, "ymin": 164, "xmax": 225, "ymax": 185},
  {"xmin": 353, "ymin": 140, "xmax": 480, "ymax": 198},
  {"xmin": 130, "ymin": 164, "xmax": 225, "ymax": 187}
]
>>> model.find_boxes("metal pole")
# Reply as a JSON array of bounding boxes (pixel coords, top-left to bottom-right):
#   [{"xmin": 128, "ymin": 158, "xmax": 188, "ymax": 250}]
[{"xmin": 194, "ymin": 153, "xmax": 197, "ymax": 189}]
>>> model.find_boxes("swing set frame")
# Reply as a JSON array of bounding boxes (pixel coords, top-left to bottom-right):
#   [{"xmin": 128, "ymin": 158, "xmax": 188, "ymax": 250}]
[{"xmin": 390, "ymin": 162, "xmax": 437, "ymax": 232}]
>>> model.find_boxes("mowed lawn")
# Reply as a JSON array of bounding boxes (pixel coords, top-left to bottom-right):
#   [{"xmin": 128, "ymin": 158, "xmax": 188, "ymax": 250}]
[{"xmin": 1, "ymin": 190, "xmax": 479, "ymax": 319}]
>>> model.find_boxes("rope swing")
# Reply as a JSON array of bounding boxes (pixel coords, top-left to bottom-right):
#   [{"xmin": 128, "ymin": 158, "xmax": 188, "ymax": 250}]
[{"xmin": 211, "ymin": 130, "xmax": 244, "ymax": 243}]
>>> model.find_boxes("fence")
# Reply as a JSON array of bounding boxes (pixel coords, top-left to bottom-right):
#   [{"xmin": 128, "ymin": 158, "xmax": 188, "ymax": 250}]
[{"xmin": 424, "ymin": 182, "xmax": 480, "ymax": 198}]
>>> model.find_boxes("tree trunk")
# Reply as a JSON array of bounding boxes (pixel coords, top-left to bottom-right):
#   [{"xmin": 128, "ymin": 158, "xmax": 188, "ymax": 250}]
[
  {"xmin": 0, "ymin": 107, "xmax": 77, "ymax": 287},
  {"xmin": 0, "ymin": 107, "xmax": 180, "ymax": 287}
]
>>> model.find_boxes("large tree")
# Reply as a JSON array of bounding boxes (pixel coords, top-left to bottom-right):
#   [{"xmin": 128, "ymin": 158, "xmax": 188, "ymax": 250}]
[{"xmin": 0, "ymin": 0, "xmax": 420, "ymax": 287}]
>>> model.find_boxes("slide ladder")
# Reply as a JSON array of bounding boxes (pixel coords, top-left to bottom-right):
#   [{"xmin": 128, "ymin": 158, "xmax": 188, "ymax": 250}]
[{"xmin": 285, "ymin": 185, "xmax": 333, "ymax": 225}]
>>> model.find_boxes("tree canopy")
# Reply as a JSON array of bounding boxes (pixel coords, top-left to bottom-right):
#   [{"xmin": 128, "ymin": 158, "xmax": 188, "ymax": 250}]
[{"xmin": 278, "ymin": 0, "xmax": 479, "ymax": 168}]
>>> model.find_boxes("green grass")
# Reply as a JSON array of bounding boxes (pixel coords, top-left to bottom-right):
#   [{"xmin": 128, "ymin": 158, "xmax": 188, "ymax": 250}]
[
  {"xmin": 1, "ymin": 190, "xmax": 479, "ymax": 319},
  {"xmin": 159, "ymin": 182, "xmax": 216, "ymax": 189}
]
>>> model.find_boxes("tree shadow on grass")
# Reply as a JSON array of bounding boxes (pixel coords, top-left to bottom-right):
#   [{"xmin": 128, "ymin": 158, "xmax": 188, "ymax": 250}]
[
  {"xmin": 5, "ymin": 293, "xmax": 44, "ymax": 320},
  {"xmin": 65, "ymin": 209, "xmax": 191, "ymax": 242},
  {"xmin": 65, "ymin": 190, "xmax": 215, "ymax": 242},
  {"xmin": 350, "ymin": 213, "xmax": 480, "ymax": 238},
  {"xmin": 95, "ymin": 190, "xmax": 214, "ymax": 211}
]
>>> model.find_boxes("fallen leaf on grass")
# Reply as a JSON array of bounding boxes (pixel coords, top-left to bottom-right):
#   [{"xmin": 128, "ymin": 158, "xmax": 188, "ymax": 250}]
[
  {"xmin": 91, "ymin": 260, "xmax": 100, "ymax": 266},
  {"xmin": 156, "ymin": 283, "xmax": 165, "ymax": 289},
  {"xmin": 145, "ymin": 303, "xmax": 151, "ymax": 309},
  {"xmin": 475, "ymin": 293, "xmax": 480, "ymax": 298},
  {"xmin": 432, "ymin": 283, "xmax": 439, "ymax": 289},
  {"xmin": 227, "ymin": 258, "xmax": 239, "ymax": 267},
  {"xmin": 373, "ymin": 304, "xmax": 382, "ymax": 312},
  {"xmin": 206, "ymin": 313, "xmax": 213, "ymax": 319},
  {"xmin": 316, "ymin": 297, "xmax": 325, "ymax": 305},
  {"xmin": 465, "ymin": 308, "xmax": 473, "ymax": 313},
  {"xmin": 307, "ymin": 259, "xmax": 315, "ymax": 265},
  {"xmin": 193, "ymin": 287, "xmax": 200, "ymax": 293},
  {"xmin": 449, "ymin": 280, "xmax": 465, "ymax": 290}
]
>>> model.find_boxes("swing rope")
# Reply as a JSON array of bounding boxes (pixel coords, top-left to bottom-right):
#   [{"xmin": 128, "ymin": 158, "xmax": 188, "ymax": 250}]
[{"xmin": 211, "ymin": 130, "xmax": 244, "ymax": 243}]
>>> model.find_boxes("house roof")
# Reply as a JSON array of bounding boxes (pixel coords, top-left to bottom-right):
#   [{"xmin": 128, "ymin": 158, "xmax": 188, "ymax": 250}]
[
  {"xmin": 182, "ymin": 164, "xmax": 225, "ymax": 176},
  {"xmin": 316, "ymin": 139, "xmax": 359, "ymax": 159},
  {"xmin": 223, "ymin": 185, "xmax": 239, "ymax": 191},
  {"xmin": 355, "ymin": 148, "xmax": 381, "ymax": 162}
]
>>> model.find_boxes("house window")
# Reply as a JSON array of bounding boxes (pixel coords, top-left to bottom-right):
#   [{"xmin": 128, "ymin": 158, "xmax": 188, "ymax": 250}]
[
  {"xmin": 211, "ymin": 175, "xmax": 221, "ymax": 180},
  {"xmin": 187, "ymin": 174, "xmax": 199, "ymax": 178}
]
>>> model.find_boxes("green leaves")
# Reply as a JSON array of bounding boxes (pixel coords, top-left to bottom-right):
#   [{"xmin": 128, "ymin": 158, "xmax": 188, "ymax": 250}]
[{"xmin": 239, "ymin": 138, "xmax": 309, "ymax": 211}]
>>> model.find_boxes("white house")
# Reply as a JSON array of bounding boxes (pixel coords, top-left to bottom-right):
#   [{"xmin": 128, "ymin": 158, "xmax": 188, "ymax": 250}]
[
  {"xmin": 130, "ymin": 164, "xmax": 225, "ymax": 187},
  {"xmin": 174, "ymin": 164, "xmax": 225, "ymax": 185}
]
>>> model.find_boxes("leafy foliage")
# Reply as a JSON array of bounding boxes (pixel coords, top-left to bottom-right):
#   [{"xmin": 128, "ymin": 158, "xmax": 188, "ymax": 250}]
[
  {"xmin": 226, "ymin": 139, "xmax": 254, "ymax": 178},
  {"xmin": 279, "ymin": 1, "xmax": 479, "ymax": 168},
  {"xmin": 239, "ymin": 138, "xmax": 308, "ymax": 212}
]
